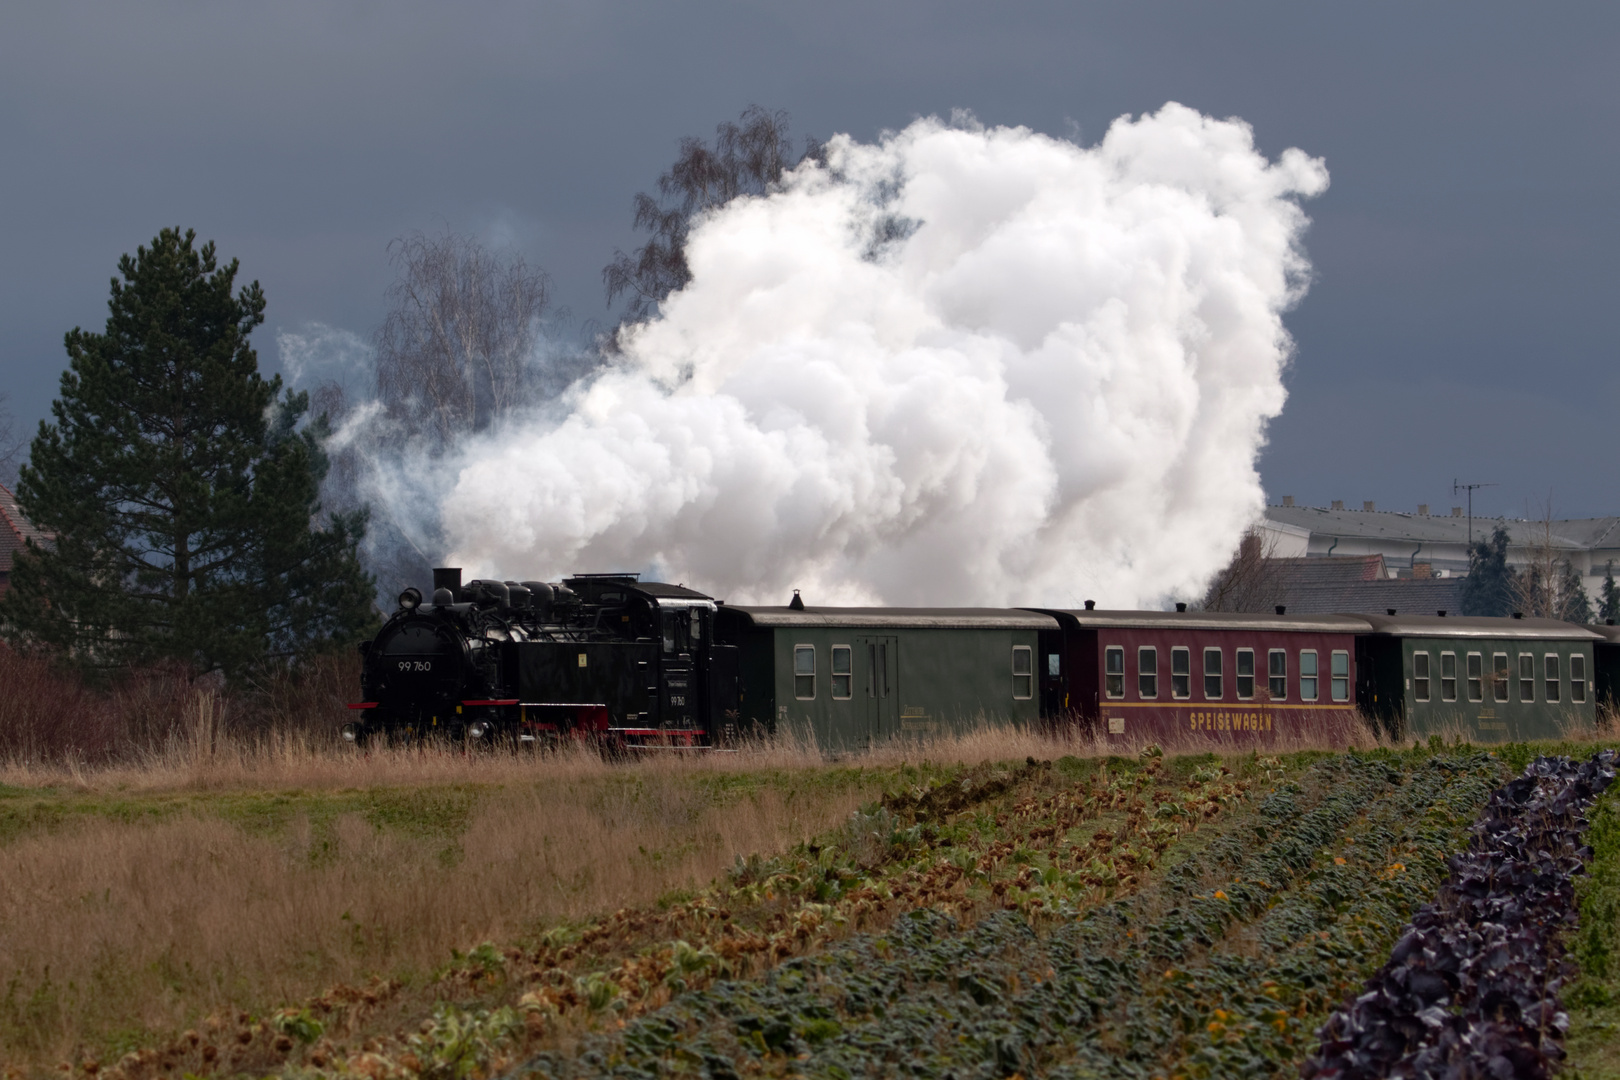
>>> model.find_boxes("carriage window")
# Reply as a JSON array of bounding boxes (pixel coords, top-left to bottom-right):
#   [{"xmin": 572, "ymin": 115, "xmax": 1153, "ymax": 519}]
[
  {"xmin": 1467, "ymin": 653, "xmax": 1483, "ymax": 702},
  {"xmin": 1331, "ymin": 651, "xmax": 1350, "ymax": 702},
  {"xmin": 1572, "ymin": 654, "xmax": 1587, "ymax": 703},
  {"xmin": 1170, "ymin": 647, "xmax": 1191, "ymax": 699},
  {"xmin": 831, "ymin": 645, "xmax": 852, "ymax": 699},
  {"xmin": 690, "ymin": 609, "xmax": 703, "ymax": 640},
  {"xmin": 1236, "ymin": 649, "xmax": 1255, "ymax": 699},
  {"xmin": 1441, "ymin": 652, "xmax": 1457, "ymax": 701},
  {"xmin": 1048, "ymin": 653, "xmax": 1061, "ymax": 677},
  {"xmin": 1138, "ymin": 647, "xmax": 1158, "ymax": 699},
  {"xmin": 1413, "ymin": 651, "xmax": 1430, "ymax": 702},
  {"xmin": 1545, "ymin": 653, "xmax": 1561, "ymax": 703},
  {"xmin": 662, "ymin": 610, "xmax": 677, "ymax": 653},
  {"xmin": 1012, "ymin": 646, "xmax": 1034, "ymax": 699},
  {"xmin": 1268, "ymin": 650, "xmax": 1287, "ymax": 700},
  {"xmin": 1519, "ymin": 654, "xmax": 1535, "ymax": 702},
  {"xmin": 794, "ymin": 645, "xmax": 816, "ymax": 700},
  {"xmin": 1300, "ymin": 650, "xmax": 1318, "ymax": 701},
  {"xmin": 1105, "ymin": 647, "xmax": 1125, "ymax": 699},
  {"xmin": 1204, "ymin": 648, "xmax": 1223, "ymax": 699},
  {"xmin": 1492, "ymin": 653, "xmax": 1509, "ymax": 703}
]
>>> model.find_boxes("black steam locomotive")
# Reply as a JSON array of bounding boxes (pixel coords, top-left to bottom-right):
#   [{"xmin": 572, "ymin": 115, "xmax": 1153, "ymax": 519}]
[{"xmin": 345, "ymin": 568, "xmax": 739, "ymax": 748}]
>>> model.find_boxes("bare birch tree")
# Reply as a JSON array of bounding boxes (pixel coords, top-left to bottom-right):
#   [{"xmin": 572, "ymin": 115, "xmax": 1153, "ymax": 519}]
[
  {"xmin": 375, "ymin": 233, "xmax": 557, "ymax": 451},
  {"xmin": 1202, "ymin": 527, "xmax": 1288, "ymax": 613},
  {"xmin": 0, "ymin": 391, "xmax": 26, "ymax": 488},
  {"xmin": 1513, "ymin": 501, "xmax": 1593, "ymax": 622}
]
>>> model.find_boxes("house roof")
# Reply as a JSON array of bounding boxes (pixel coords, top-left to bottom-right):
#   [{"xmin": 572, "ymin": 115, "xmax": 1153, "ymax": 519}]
[
  {"xmin": 0, "ymin": 482, "xmax": 47, "ymax": 574},
  {"xmin": 1265, "ymin": 505, "xmax": 1620, "ymax": 551},
  {"xmin": 1264, "ymin": 556, "xmax": 1467, "ymax": 616}
]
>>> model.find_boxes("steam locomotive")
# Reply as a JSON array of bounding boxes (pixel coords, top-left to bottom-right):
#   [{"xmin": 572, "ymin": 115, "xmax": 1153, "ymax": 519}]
[
  {"xmin": 348, "ymin": 567, "xmax": 1620, "ymax": 749},
  {"xmin": 345, "ymin": 569, "xmax": 737, "ymax": 748}
]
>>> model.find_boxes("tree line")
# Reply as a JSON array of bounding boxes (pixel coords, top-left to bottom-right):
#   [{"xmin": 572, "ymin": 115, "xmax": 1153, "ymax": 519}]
[{"xmin": 0, "ymin": 106, "xmax": 819, "ymax": 684}]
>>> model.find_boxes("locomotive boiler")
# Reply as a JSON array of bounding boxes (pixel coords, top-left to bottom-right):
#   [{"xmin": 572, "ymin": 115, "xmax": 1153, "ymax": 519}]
[{"xmin": 346, "ymin": 568, "xmax": 739, "ymax": 748}]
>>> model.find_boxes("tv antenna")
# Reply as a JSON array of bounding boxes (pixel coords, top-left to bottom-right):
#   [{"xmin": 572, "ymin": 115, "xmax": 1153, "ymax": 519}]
[{"xmin": 1453, "ymin": 479, "xmax": 1497, "ymax": 546}]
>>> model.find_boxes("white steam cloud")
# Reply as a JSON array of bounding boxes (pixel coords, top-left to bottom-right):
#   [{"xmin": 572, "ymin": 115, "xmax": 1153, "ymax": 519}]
[{"xmin": 440, "ymin": 104, "xmax": 1328, "ymax": 606}]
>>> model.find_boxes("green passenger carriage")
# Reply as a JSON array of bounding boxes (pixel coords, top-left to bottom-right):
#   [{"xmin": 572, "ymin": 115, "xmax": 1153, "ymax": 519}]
[
  {"xmin": 1354, "ymin": 613, "xmax": 1601, "ymax": 742},
  {"xmin": 715, "ymin": 605, "xmax": 1056, "ymax": 749}
]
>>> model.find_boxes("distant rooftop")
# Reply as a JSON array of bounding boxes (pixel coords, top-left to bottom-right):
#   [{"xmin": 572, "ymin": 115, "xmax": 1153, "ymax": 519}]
[
  {"xmin": 1265, "ymin": 503, "xmax": 1620, "ymax": 551},
  {"xmin": 1266, "ymin": 555, "xmax": 1465, "ymax": 616}
]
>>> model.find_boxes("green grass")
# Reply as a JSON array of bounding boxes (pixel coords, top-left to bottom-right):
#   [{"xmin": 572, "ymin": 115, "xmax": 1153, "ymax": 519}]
[{"xmin": 1568, "ymin": 775, "xmax": 1620, "ymax": 1079}]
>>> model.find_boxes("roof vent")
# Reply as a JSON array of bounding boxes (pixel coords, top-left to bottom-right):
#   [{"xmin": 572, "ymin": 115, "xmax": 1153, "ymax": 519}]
[
  {"xmin": 1418, "ymin": 504, "xmax": 1429, "ymax": 516},
  {"xmin": 1281, "ymin": 495, "xmax": 1295, "ymax": 507},
  {"xmin": 1452, "ymin": 507, "xmax": 1463, "ymax": 517},
  {"xmin": 1363, "ymin": 500, "xmax": 1376, "ymax": 512},
  {"xmin": 1512, "ymin": 611, "xmax": 1523, "ymax": 619},
  {"xmin": 1437, "ymin": 610, "xmax": 1447, "ymax": 617},
  {"xmin": 1084, "ymin": 599, "xmax": 1096, "ymax": 610},
  {"xmin": 1275, "ymin": 605, "xmax": 1286, "ymax": 616},
  {"xmin": 1331, "ymin": 500, "xmax": 1345, "ymax": 511},
  {"xmin": 1175, "ymin": 602, "xmax": 1187, "ymax": 612},
  {"xmin": 1387, "ymin": 608, "xmax": 1397, "ymax": 616},
  {"xmin": 789, "ymin": 589, "xmax": 805, "ymax": 611}
]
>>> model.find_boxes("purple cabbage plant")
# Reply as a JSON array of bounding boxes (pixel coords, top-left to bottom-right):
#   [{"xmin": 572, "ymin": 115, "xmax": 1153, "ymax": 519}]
[{"xmin": 1303, "ymin": 749, "xmax": 1617, "ymax": 1080}]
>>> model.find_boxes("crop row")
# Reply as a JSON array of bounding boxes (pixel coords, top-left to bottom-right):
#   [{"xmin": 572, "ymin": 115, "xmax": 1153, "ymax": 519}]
[
  {"xmin": 507, "ymin": 751, "xmax": 1502, "ymax": 1079},
  {"xmin": 1303, "ymin": 749, "xmax": 1617, "ymax": 1080}
]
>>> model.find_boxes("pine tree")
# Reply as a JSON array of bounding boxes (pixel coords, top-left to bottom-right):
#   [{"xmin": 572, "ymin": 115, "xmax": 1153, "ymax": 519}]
[
  {"xmin": 1460, "ymin": 524, "xmax": 1516, "ymax": 617},
  {"xmin": 1558, "ymin": 559, "xmax": 1594, "ymax": 624},
  {"xmin": 1602, "ymin": 562, "xmax": 1620, "ymax": 624},
  {"xmin": 0, "ymin": 228, "xmax": 376, "ymax": 677}
]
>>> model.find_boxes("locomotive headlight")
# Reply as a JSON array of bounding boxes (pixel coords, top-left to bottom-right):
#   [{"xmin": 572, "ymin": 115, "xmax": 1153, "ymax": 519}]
[
  {"xmin": 398, "ymin": 587, "xmax": 423, "ymax": 611},
  {"xmin": 468, "ymin": 720, "xmax": 490, "ymax": 739},
  {"xmin": 340, "ymin": 722, "xmax": 360, "ymax": 743}
]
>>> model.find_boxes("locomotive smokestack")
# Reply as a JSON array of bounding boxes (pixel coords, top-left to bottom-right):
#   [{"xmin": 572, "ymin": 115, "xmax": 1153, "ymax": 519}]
[{"xmin": 433, "ymin": 567, "xmax": 463, "ymax": 594}]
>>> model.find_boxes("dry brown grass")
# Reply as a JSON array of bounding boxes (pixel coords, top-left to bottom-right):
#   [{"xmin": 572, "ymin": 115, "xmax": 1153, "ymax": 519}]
[{"xmin": 0, "ymin": 754, "xmax": 879, "ymax": 1066}]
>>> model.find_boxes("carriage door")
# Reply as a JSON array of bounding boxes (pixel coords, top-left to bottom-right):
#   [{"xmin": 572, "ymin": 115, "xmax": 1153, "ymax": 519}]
[{"xmin": 858, "ymin": 636, "xmax": 898, "ymax": 745}]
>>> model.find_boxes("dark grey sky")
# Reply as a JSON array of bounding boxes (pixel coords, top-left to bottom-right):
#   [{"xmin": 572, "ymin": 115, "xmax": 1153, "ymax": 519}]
[{"xmin": 3, "ymin": 3, "xmax": 1616, "ymax": 520}]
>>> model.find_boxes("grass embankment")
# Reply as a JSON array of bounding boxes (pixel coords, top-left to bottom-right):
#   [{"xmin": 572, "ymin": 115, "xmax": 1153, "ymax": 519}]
[{"xmin": 1569, "ymin": 771, "xmax": 1620, "ymax": 1078}]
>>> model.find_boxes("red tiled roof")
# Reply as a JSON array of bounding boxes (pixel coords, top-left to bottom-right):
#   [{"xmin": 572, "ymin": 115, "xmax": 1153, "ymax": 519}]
[{"xmin": 0, "ymin": 482, "xmax": 49, "ymax": 575}]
